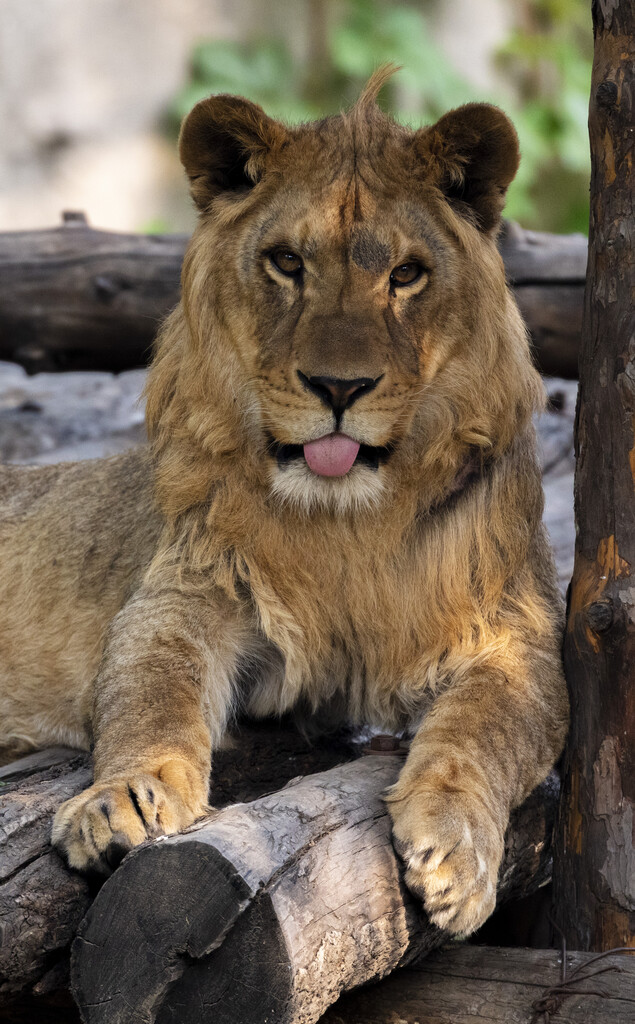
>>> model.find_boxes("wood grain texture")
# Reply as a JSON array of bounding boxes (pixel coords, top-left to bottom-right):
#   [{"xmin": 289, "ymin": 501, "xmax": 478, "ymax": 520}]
[
  {"xmin": 71, "ymin": 761, "xmax": 558, "ymax": 1024},
  {"xmin": 0, "ymin": 220, "xmax": 188, "ymax": 374},
  {"xmin": 552, "ymin": 0, "xmax": 635, "ymax": 950},
  {"xmin": 498, "ymin": 221, "xmax": 586, "ymax": 378},
  {"xmin": 0, "ymin": 219, "xmax": 584, "ymax": 377},
  {"xmin": 0, "ymin": 751, "xmax": 92, "ymax": 999},
  {"xmin": 321, "ymin": 944, "xmax": 635, "ymax": 1023},
  {"xmin": 0, "ymin": 722, "xmax": 357, "ymax": 1003}
]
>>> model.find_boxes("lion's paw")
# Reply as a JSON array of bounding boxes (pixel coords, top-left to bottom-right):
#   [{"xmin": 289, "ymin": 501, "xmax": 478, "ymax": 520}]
[
  {"xmin": 389, "ymin": 789, "xmax": 504, "ymax": 936},
  {"xmin": 52, "ymin": 773, "xmax": 198, "ymax": 875}
]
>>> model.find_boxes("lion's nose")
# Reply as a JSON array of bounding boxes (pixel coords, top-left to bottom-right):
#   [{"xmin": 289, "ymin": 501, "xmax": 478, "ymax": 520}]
[{"xmin": 298, "ymin": 372, "xmax": 382, "ymax": 417}]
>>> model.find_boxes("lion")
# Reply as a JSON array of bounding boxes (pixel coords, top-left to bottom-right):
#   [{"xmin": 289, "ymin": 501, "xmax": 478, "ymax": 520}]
[{"xmin": 0, "ymin": 67, "xmax": 568, "ymax": 936}]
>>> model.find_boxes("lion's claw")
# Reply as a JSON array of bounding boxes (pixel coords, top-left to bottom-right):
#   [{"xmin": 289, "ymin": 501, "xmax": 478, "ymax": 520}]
[{"xmin": 52, "ymin": 773, "xmax": 195, "ymax": 875}]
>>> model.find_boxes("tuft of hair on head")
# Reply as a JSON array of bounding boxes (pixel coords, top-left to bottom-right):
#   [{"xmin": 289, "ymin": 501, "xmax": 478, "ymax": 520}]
[{"xmin": 353, "ymin": 63, "xmax": 401, "ymax": 120}]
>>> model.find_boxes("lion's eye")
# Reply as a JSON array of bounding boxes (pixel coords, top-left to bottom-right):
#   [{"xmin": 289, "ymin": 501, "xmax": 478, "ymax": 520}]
[
  {"xmin": 270, "ymin": 250, "xmax": 304, "ymax": 277},
  {"xmin": 389, "ymin": 262, "xmax": 424, "ymax": 287}
]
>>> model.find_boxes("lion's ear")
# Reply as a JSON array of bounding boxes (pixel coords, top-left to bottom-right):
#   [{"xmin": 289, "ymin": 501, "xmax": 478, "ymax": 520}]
[
  {"xmin": 179, "ymin": 94, "xmax": 287, "ymax": 210},
  {"xmin": 416, "ymin": 104, "xmax": 520, "ymax": 233}
]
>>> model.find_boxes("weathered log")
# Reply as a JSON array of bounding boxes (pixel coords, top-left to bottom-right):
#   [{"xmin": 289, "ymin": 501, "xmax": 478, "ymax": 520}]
[
  {"xmin": 321, "ymin": 943, "xmax": 635, "ymax": 1024},
  {"xmin": 0, "ymin": 722, "xmax": 357, "ymax": 1004},
  {"xmin": 0, "ymin": 749, "xmax": 93, "ymax": 1006},
  {"xmin": 71, "ymin": 760, "xmax": 558, "ymax": 1024},
  {"xmin": 0, "ymin": 213, "xmax": 188, "ymax": 375},
  {"xmin": 498, "ymin": 221, "xmax": 586, "ymax": 380},
  {"xmin": 552, "ymin": 1, "xmax": 635, "ymax": 950},
  {"xmin": 0, "ymin": 216, "xmax": 585, "ymax": 377}
]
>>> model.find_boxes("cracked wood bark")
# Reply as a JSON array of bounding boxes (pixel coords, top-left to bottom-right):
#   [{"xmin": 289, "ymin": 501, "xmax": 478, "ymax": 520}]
[
  {"xmin": 0, "ymin": 750, "xmax": 93, "ymax": 1006},
  {"xmin": 0, "ymin": 214, "xmax": 188, "ymax": 375},
  {"xmin": 0, "ymin": 217, "xmax": 585, "ymax": 378},
  {"xmin": 320, "ymin": 944, "xmax": 635, "ymax": 1024},
  {"xmin": 552, "ymin": 1, "xmax": 635, "ymax": 950},
  {"xmin": 70, "ymin": 762, "xmax": 558, "ymax": 1024},
  {"xmin": 0, "ymin": 722, "xmax": 356, "ymax": 1004}
]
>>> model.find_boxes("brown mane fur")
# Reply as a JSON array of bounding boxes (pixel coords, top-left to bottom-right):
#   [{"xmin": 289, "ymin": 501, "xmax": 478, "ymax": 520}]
[{"xmin": 143, "ymin": 76, "xmax": 549, "ymax": 727}]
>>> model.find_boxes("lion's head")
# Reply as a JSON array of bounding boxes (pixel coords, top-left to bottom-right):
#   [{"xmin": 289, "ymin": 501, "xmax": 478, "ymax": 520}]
[{"xmin": 146, "ymin": 67, "xmax": 542, "ymax": 521}]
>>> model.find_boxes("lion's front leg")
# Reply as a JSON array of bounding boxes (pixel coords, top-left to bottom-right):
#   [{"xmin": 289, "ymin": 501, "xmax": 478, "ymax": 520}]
[
  {"xmin": 387, "ymin": 657, "xmax": 568, "ymax": 936},
  {"xmin": 52, "ymin": 584, "xmax": 246, "ymax": 875}
]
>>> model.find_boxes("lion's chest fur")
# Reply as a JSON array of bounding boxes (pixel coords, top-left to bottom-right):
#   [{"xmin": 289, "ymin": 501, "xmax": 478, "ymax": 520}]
[{"xmin": 233, "ymin": 508, "xmax": 459, "ymax": 730}]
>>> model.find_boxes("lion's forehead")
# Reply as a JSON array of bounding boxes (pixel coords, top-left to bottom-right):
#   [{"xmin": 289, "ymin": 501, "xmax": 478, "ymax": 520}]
[{"xmin": 239, "ymin": 182, "xmax": 452, "ymax": 276}]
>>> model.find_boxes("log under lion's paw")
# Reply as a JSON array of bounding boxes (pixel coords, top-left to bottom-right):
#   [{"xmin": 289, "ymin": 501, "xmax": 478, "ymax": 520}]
[
  {"xmin": 52, "ymin": 771, "xmax": 203, "ymax": 875},
  {"xmin": 388, "ymin": 785, "xmax": 505, "ymax": 937}
]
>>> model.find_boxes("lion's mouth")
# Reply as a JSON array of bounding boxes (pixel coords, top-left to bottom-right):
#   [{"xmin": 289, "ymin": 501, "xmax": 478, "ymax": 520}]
[{"xmin": 268, "ymin": 433, "xmax": 393, "ymax": 477}]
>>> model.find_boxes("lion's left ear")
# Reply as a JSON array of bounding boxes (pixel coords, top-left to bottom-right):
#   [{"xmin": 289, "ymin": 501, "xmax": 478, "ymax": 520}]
[
  {"xmin": 416, "ymin": 104, "xmax": 520, "ymax": 233},
  {"xmin": 179, "ymin": 94, "xmax": 288, "ymax": 210}
]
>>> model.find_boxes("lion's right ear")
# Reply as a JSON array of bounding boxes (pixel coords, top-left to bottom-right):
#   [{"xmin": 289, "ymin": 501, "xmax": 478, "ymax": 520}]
[{"xmin": 179, "ymin": 95, "xmax": 287, "ymax": 210}]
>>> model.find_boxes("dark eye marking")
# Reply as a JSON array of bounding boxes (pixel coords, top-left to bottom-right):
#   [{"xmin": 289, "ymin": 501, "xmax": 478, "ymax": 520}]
[
  {"xmin": 351, "ymin": 227, "xmax": 390, "ymax": 273},
  {"xmin": 390, "ymin": 262, "xmax": 425, "ymax": 288},
  {"xmin": 270, "ymin": 250, "xmax": 303, "ymax": 277}
]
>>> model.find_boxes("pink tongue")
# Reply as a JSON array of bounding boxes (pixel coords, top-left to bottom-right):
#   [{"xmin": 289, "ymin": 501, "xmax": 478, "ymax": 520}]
[{"xmin": 303, "ymin": 433, "xmax": 360, "ymax": 477}]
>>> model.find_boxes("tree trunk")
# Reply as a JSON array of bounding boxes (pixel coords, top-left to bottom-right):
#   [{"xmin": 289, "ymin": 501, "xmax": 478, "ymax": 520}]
[
  {"xmin": 0, "ymin": 217, "xmax": 585, "ymax": 377},
  {"xmin": 71, "ymin": 763, "xmax": 558, "ymax": 1024},
  {"xmin": 553, "ymin": 1, "xmax": 635, "ymax": 950}
]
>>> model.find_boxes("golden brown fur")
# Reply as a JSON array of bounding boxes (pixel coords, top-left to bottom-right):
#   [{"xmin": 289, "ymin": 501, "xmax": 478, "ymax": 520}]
[{"xmin": 0, "ymin": 69, "xmax": 568, "ymax": 934}]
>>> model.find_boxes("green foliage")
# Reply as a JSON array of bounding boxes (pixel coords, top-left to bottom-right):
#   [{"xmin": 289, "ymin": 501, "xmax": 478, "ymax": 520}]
[
  {"xmin": 171, "ymin": 38, "xmax": 319, "ymax": 123},
  {"xmin": 139, "ymin": 216, "xmax": 173, "ymax": 236},
  {"xmin": 168, "ymin": 0, "xmax": 592, "ymax": 234},
  {"xmin": 495, "ymin": 0, "xmax": 592, "ymax": 231},
  {"xmin": 328, "ymin": 0, "xmax": 474, "ymax": 116}
]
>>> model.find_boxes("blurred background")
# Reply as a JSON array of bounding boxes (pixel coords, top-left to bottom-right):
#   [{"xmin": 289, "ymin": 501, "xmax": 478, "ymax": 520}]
[{"xmin": 0, "ymin": 0, "xmax": 591, "ymax": 238}]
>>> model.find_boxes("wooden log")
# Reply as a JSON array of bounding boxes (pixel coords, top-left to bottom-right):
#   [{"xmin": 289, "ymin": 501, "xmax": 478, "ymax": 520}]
[
  {"xmin": 0, "ymin": 217, "xmax": 585, "ymax": 378},
  {"xmin": 0, "ymin": 214, "xmax": 188, "ymax": 374},
  {"xmin": 71, "ymin": 760, "xmax": 558, "ymax": 1024},
  {"xmin": 552, "ymin": 1, "xmax": 635, "ymax": 950},
  {"xmin": 321, "ymin": 943, "xmax": 635, "ymax": 1024},
  {"xmin": 498, "ymin": 221, "xmax": 586, "ymax": 380},
  {"xmin": 0, "ymin": 722, "xmax": 357, "ymax": 1004},
  {"xmin": 0, "ymin": 749, "xmax": 93, "ymax": 1004}
]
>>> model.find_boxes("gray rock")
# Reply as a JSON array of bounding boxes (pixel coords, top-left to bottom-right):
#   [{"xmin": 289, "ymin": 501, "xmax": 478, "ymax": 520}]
[
  {"xmin": 0, "ymin": 361, "xmax": 147, "ymax": 464},
  {"xmin": 536, "ymin": 377, "xmax": 577, "ymax": 597}
]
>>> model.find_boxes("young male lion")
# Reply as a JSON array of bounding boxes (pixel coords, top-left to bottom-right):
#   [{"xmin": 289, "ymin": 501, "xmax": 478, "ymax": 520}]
[{"xmin": 0, "ymin": 68, "xmax": 568, "ymax": 936}]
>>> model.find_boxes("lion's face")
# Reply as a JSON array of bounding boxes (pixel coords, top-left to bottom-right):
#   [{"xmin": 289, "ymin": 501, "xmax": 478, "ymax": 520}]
[
  {"xmin": 167, "ymin": 70, "xmax": 535, "ymax": 515},
  {"xmin": 226, "ymin": 178, "xmax": 451, "ymax": 513}
]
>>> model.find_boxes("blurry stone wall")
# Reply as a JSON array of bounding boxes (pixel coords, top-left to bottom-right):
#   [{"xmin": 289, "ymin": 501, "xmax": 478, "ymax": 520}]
[{"xmin": 0, "ymin": 0, "xmax": 230, "ymax": 233}]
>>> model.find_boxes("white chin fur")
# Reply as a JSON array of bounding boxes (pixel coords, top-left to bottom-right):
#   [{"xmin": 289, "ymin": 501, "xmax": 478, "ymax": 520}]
[{"xmin": 270, "ymin": 459, "xmax": 386, "ymax": 514}]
